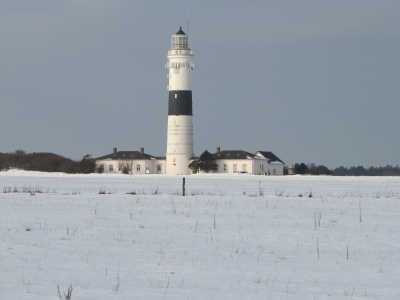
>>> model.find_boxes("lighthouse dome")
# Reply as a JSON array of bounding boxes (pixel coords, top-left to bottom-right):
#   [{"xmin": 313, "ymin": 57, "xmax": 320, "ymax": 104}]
[
  {"xmin": 175, "ymin": 27, "xmax": 186, "ymax": 35},
  {"xmin": 171, "ymin": 27, "xmax": 189, "ymax": 49}
]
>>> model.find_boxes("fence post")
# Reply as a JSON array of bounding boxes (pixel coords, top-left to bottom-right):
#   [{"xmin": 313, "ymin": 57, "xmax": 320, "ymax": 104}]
[{"xmin": 182, "ymin": 177, "xmax": 186, "ymax": 196}]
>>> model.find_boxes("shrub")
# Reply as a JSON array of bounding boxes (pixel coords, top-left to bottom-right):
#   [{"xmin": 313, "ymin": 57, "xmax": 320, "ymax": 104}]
[{"xmin": 0, "ymin": 152, "xmax": 95, "ymax": 174}]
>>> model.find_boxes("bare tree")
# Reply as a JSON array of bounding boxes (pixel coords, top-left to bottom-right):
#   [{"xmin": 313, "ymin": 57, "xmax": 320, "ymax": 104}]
[
  {"xmin": 118, "ymin": 160, "xmax": 134, "ymax": 174},
  {"xmin": 14, "ymin": 149, "xmax": 26, "ymax": 155},
  {"xmin": 96, "ymin": 164, "xmax": 104, "ymax": 173}
]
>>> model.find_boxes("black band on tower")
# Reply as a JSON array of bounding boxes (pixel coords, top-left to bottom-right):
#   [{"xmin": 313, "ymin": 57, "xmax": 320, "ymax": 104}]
[{"xmin": 168, "ymin": 91, "xmax": 192, "ymax": 115}]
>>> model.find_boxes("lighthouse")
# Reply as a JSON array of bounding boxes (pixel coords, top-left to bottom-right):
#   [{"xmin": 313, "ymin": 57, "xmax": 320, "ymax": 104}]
[{"xmin": 165, "ymin": 27, "xmax": 194, "ymax": 175}]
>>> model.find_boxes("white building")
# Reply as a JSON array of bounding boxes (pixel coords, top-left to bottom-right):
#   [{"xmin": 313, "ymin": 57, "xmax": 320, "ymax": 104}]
[
  {"xmin": 95, "ymin": 148, "xmax": 165, "ymax": 175},
  {"xmin": 95, "ymin": 147, "xmax": 284, "ymax": 176},
  {"xmin": 211, "ymin": 149, "xmax": 284, "ymax": 175},
  {"xmin": 94, "ymin": 27, "xmax": 285, "ymax": 176}
]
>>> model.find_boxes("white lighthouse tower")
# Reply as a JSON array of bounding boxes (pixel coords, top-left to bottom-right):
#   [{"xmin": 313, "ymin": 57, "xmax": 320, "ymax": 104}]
[{"xmin": 165, "ymin": 27, "xmax": 194, "ymax": 175}]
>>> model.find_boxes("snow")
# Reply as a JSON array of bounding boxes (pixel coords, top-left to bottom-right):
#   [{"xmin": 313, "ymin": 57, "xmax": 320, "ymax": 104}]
[{"xmin": 1, "ymin": 170, "xmax": 399, "ymax": 299}]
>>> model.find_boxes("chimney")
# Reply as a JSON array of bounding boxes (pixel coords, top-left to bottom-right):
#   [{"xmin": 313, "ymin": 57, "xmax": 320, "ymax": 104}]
[
  {"xmin": 140, "ymin": 147, "xmax": 144, "ymax": 154},
  {"xmin": 216, "ymin": 147, "xmax": 221, "ymax": 153},
  {"xmin": 113, "ymin": 147, "xmax": 117, "ymax": 154}
]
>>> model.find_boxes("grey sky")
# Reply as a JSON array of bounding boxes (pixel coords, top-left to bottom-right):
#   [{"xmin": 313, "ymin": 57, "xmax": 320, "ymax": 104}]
[{"xmin": 1, "ymin": 1, "xmax": 399, "ymax": 168}]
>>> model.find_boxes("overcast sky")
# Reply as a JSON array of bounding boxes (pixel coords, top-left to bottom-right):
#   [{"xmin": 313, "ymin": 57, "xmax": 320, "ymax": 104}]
[{"xmin": 1, "ymin": 1, "xmax": 399, "ymax": 168}]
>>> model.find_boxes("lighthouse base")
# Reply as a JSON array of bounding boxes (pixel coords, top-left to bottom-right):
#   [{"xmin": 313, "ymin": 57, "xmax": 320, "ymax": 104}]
[
  {"xmin": 166, "ymin": 115, "xmax": 193, "ymax": 175},
  {"xmin": 166, "ymin": 154, "xmax": 192, "ymax": 175}
]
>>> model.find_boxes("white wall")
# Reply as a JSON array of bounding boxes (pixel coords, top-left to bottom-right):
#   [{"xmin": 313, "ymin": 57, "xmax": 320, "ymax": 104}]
[
  {"xmin": 213, "ymin": 159, "xmax": 254, "ymax": 174},
  {"xmin": 166, "ymin": 115, "xmax": 193, "ymax": 175},
  {"xmin": 96, "ymin": 159, "xmax": 166, "ymax": 175},
  {"xmin": 252, "ymin": 159, "xmax": 284, "ymax": 176},
  {"xmin": 213, "ymin": 159, "xmax": 284, "ymax": 175},
  {"xmin": 165, "ymin": 46, "xmax": 194, "ymax": 176},
  {"xmin": 166, "ymin": 116, "xmax": 193, "ymax": 155},
  {"xmin": 167, "ymin": 50, "xmax": 193, "ymax": 91}
]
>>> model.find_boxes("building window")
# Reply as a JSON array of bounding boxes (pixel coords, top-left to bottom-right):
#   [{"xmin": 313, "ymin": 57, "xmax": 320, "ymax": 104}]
[
  {"xmin": 242, "ymin": 164, "xmax": 247, "ymax": 172},
  {"xmin": 145, "ymin": 167, "xmax": 149, "ymax": 174},
  {"xmin": 109, "ymin": 164, "xmax": 113, "ymax": 172},
  {"xmin": 175, "ymin": 94, "xmax": 177, "ymax": 98},
  {"xmin": 136, "ymin": 164, "xmax": 140, "ymax": 171},
  {"xmin": 273, "ymin": 169, "xmax": 276, "ymax": 175},
  {"xmin": 223, "ymin": 164, "xmax": 228, "ymax": 171},
  {"xmin": 157, "ymin": 164, "xmax": 161, "ymax": 174},
  {"xmin": 233, "ymin": 164, "xmax": 237, "ymax": 172}
]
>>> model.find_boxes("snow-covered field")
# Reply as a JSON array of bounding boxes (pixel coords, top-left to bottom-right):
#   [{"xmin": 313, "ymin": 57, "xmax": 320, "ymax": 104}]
[{"xmin": 1, "ymin": 170, "xmax": 399, "ymax": 299}]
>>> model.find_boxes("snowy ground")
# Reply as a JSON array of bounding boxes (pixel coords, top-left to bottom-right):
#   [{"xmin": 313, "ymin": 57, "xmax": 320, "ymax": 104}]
[{"xmin": 1, "ymin": 170, "xmax": 399, "ymax": 299}]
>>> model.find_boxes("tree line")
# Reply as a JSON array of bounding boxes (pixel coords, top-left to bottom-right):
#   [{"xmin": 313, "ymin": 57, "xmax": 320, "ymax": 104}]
[
  {"xmin": 0, "ymin": 150, "xmax": 95, "ymax": 174},
  {"xmin": 1, "ymin": 149, "xmax": 398, "ymax": 176},
  {"xmin": 331, "ymin": 165, "xmax": 400, "ymax": 176},
  {"xmin": 290, "ymin": 163, "xmax": 400, "ymax": 176}
]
